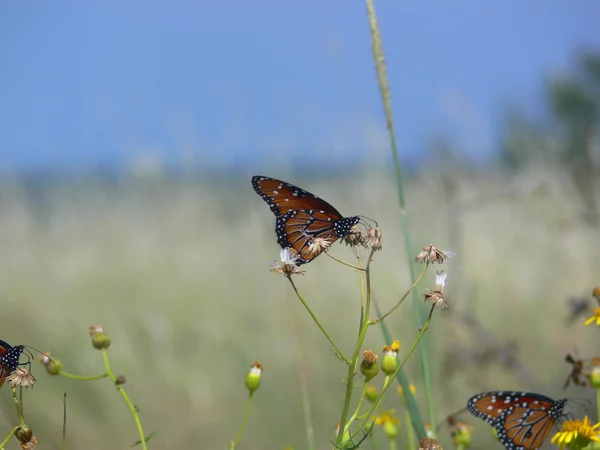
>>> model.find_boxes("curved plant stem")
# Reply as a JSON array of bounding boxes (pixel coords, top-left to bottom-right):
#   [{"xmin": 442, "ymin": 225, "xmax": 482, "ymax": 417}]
[
  {"xmin": 231, "ymin": 392, "xmax": 254, "ymax": 450},
  {"xmin": 0, "ymin": 427, "xmax": 17, "ymax": 449},
  {"xmin": 101, "ymin": 350, "xmax": 147, "ymax": 450},
  {"xmin": 345, "ymin": 382, "xmax": 371, "ymax": 430},
  {"xmin": 363, "ymin": 0, "xmax": 436, "ymax": 431},
  {"xmin": 369, "ymin": 262, "xmax": 429, "ymax": 324},
  {"xmin": 287, "ymin": 276, "xmax": 350, "ymax": 364},
  {"xmin": 336, "ymin": 249, "xmax": 376, "ymax": 447},
  {"xmin": 59, "ymin": 371, "xmax": 108, "ymax": 381},
  {"xmin": 325, "ymin": 252, "xmax": 366, "ymax": 271},
  {"xmin": 352, "ymin": 305, "xmax": 436, "ymax": 439}
]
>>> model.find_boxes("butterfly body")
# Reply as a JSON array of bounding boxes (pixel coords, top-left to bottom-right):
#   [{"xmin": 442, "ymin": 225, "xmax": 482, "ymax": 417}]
[
  {"xmin": 252, "ymin": 176, "xmax": 360, "ymax": 264},
  {"xmin": 467, "ymin": 391, "xmax": 566, "ymax": 450},
  {"xmin": 0, "ymin": 340, "xmax": 25, "ymax": 388}
]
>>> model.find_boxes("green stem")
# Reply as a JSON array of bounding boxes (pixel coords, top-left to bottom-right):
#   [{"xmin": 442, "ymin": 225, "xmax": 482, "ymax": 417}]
[
  {"xmin": 363, "ymin": 0, "xmax": 436, "ymax": 431},
  {"xmin": 389, "ymin": 439, "xmax": 397, "ymax": 450},
  {"xmin": 336, "ymin": 249, "xmax": 376, "ymax": 447},
  {"xmin": 0, "ymin": 427, "xmax": 17, "ymax": 449},
  {"xmin": 11, "ymin": 387, "xmax": 24, "ymax": 424},
  {"xmin": 287, "ymin": 276, "xmax": 350, "ymax": 364},
  {"xmin": 597, "ymin": 388, "xmax": 600, "ymax": 424},
  {"xmin": 59, "ymin": 371, "xmax": 108, "ymax": 381},
  {"xmin": 101, "ymin": 350, "xmax": 147, "ymax": 450},
  {"xmin": 405, "ymin": 408, "xmax": 416, "ymax": 450},
  {"xmin": 352, "ymin": 306, "xmax": 436, "ymax": 439},
  {"xmin": 231, "ymin": 392, "xmax": 254, "ymax": 450},
  {"xmin": 345, "ymin": 382, "xmax": 371, "ymax": 430}
]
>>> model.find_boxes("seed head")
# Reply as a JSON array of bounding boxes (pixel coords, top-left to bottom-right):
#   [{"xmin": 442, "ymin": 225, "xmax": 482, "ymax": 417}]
[
  {"xmin": 363, "ymin": 226, "xmax": 382, "ymax": 251},
  {"xmin": 270, "ymin": 248, "xmax": 305, "ymax": 276},
  {"xmin": 306, "ymin": 237, "xmax": 332, "ymax": 258},
  {"xmin": 343, "ymin": 224, "xmax": 362, "ymax": 247},
  {"xmin": 415, "ymin": 244, "xmax": 453, "ymax": 264},
  {"xmin": 419, "ymin": 438, "xmax": 443, "ymax": 450},
  {"xmin": 7, "ymin": 368, "xmax": 36, "ymax": 389},
  {"xmin": 423, "ymin": 271, "xmax": 449, "ymax": 310}
]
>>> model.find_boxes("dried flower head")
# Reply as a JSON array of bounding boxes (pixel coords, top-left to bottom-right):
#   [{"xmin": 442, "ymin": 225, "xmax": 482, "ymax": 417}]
[
  {"xmin": 419, "ymin": 438, "xmax": 443, "ymax": 450},
  {"xmin": 270, "ymin": 248, "xmax": 305, "ymax": 276},
  {"xmin": 423, "ymin": 271, "xmax": 449, "ymax": 310},
  {"xmin": 20, "ymin": 437, "xmax": 38, "ymax": 450},
  {"xmin": 593, "ymin": 287, "xmax": 600, "ymax": 300},
  {"xmin": 415, "ymin": 244, "xmax": 453, "ymax": 264},
  {"xmin": 306, "ymin": 237, "xmax": 332, "ymax": 258},
  {"xmin": 343, "ymin": 224, "xmax": 362, "ymax": 247},
  {"xmin": 89, "ymin": 324, "xmax": 103, "ymax": 335},
  {"xmin": 363, "ymin": 227, "xmax": 382, "ymax": 251},
  {"xmin": 7, "ymin": 368, "xmax": 36, "ymax": 389}
]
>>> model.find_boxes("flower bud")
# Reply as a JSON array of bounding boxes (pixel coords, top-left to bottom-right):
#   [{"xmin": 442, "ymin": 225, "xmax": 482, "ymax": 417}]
[
  {"xmin": 89, "ymin": 324, "xmax": 111, "ymax": 350},
  {"xmin": 381, "ymin": 341, "xmax": 400, "ymax": 375},
  {"xmin": 365, "ymin": 385, "xmax": 378, "ymax": 402},
  {"xmin": 15, "ymin": 425, "xmax": 32, "ymax": 444},
  {"xmin": 245, "ymin": 362, "xmax": 263, "ymax": 393},
  {"xmin": 589, "ymin": 359, "xmax": 600, "ymax": 388},
  {"xmin": 39, "ymin": 352, "xmax": 62, "ymax": 375},
  {"xmin": 360, "ymin": 350, "xmax": 379, "ymax": 381},
  {"xmin": 452, "ymin": 422, "xmax": 473, "ymax": 448}
]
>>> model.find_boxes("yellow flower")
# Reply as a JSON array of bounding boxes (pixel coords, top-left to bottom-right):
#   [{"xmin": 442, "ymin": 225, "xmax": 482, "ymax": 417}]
[
  {"xmin": 551, "ymin": 416, "xmax": 600, "ymax": 449},
  {"xmin": 585, "ymin": 308, "xmax": 600, "ymax": 326},
  {"xmin": 374, "ymin": 410, "xmax": 399, "ymax": 439}
]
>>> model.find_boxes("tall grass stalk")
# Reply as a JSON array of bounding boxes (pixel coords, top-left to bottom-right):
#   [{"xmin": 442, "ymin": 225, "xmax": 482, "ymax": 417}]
[{"xmin": 363, "ymin": 0, "xmax": 436, "ymax": 434}]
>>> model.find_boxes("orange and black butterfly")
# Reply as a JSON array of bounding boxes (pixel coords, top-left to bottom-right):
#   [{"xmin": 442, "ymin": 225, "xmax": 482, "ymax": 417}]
[
  {"xmin": 467, "ymin": 391, "xmax": 566, "ymax": 449},
  {"xmin": 0, "ymin": 340, "xmax": 26, "ymax": 388},
  {"xmin": 252, "ymin": 176, "xmax": 360, "ymax": 265}
]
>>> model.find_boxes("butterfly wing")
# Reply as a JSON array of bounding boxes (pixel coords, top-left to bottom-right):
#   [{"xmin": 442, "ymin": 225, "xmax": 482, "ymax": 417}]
[
  {"xmin": 468, "ymin": 392, "xmax": 566, "ymax": 450},
  {"xmin": 252, "ymin": 176, "xmax": 345, "ymax": 218},
  {"xmin": 253, "ymin": 176, "xmax": 360, "ymax": 264},
  {"xmin": 497, "ymin": 404, "xmax": 557, "ymax": 449}
]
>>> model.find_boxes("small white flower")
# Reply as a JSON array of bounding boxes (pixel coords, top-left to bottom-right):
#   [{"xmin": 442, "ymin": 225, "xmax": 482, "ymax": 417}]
[{"xmin": 270, "ymin": 247, "xmax": 305, "ymax": 276}]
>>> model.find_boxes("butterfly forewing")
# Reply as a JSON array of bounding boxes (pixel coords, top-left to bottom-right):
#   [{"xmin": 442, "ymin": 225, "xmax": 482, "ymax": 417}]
[{"xmin": 252, "ymin": 176, "xmax": 344, "ymax": 218}]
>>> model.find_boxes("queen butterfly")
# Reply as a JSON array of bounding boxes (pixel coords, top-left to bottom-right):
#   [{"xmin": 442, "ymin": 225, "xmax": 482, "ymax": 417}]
[
  {"xmin": 252, "ymin": 176, "xmax": 360, "ymax": 265},
  {"xmin": 467, "ymin": 391, "xmax": 566, "ymax": 450},
  {"xmin": 0, "ymin": 340, "xmax": 26, "ymax": 388}
]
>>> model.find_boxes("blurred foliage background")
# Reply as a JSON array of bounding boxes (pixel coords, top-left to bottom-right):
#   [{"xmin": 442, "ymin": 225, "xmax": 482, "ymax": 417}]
[{"xmin": 2, "ymin": 4, "xmax": 600, "ymax": 450}]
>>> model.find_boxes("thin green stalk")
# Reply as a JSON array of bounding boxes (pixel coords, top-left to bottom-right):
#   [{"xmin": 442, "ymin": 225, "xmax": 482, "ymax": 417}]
[
  {"xmin": 404, "ymin": 408, "xmax": 416, "ymax": 450},
  {"xmin": 363, "ymin": 0, "xmax": 435, "ymax": 431},
  {"xmin": 231, "ymin": 392, "xmax": 254, "ymax": 450},
  {"xmin": 11, "ymin": 387, "xmax": 24, "ymax": 424},
  {"xmin": 59, "ymin": 371, "xmax": 108, "ymax": 381},
  {"xmin": 345, "ymin": 382, "xmax": 371, "ymax": 429},
  {"xmin": 336, "ymin": 249, "xmax": 376, "ymax": 447},
  {"xmin": 597, "ymin": 388, "xmax": 600, "ymax": 424},
  {"xmin": 352, "ymin": 306, "xmax": 436, "ymax": 438},
  {"xmin": 369, "ymin": 262, "xmax": 429, "ymax": 324},
  {"xmin": 389, "ymin": 439, "xmax": 397, "ymax": 450},
  {"xmin": 101, "ymin": 350, "xmax": 147, "ymax": 450},
  {"xmin": 372, "ymin": 299, "xmax": 426, "ymax": 437},
  {"xmin": 0, "ymin": 427, "xmax": 17, "ymax": 449},
  {"xmin": 287, "ymin": 276, "xmax": 350, "ymax": 364}
]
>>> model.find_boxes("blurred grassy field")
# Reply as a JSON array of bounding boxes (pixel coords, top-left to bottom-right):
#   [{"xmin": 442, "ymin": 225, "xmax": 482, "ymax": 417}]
[{"xmin": 0, "ymin": 166, "xmax": 597, "ymax": 449}]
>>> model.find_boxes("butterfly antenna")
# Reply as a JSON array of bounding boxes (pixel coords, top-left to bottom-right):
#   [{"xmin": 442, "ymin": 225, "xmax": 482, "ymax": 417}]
[{"xmin": 357, "ymin": 215, "xmax": 378, "ymax": 228}]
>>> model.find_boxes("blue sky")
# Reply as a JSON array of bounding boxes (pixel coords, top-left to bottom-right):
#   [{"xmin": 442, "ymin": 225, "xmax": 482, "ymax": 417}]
[{"xmin": 1, "ymin": 0, "xmax": 599, "ymax": 171}]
